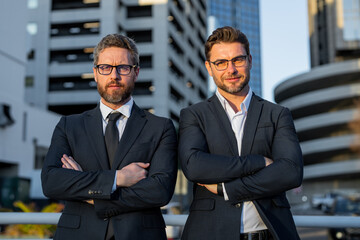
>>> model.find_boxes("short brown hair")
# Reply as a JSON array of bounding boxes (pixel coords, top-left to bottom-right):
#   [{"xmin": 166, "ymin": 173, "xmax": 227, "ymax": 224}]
[
  {"xmin": 205, "ymin": 26, "xmax": 250, "ymax": 60},
  {"xmin": 93, "ymin": 34, "xmax": 139, "ymax": 66}
]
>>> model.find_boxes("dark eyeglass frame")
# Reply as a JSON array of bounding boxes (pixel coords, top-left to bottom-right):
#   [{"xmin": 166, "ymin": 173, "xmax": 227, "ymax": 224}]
[
  {"xmin": 95, "ymin": 64, "xmax": 138, "ymax": 76},
  {"xmin": 208, "ymin": 55, "xmax": 248, "ymax": 71}
]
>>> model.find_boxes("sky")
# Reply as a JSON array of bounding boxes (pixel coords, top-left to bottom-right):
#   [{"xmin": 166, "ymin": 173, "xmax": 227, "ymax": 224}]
[{"xmin": 260, "ymin": 0, "xmax": 310, "ymax": 102}]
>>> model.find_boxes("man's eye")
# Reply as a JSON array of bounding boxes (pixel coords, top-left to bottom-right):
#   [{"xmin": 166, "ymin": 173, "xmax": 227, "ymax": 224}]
[
  {"xmin": 234, "ymin": 57, "xmax": 246, "ymax": 62},
  {"xmin": 215, "ymin": 61, "xmax": 227, "ymax": 66},
  {"xmin": 100, "ymin": 65, "xmax": 111, "ymax": 70}
]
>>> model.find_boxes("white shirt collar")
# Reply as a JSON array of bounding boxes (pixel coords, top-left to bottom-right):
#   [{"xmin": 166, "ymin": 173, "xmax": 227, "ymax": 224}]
[
  {"xmin": 215, "ymin": 87, "xmax": 253, "ymax": 114},
  {"xmin": 99, "ymin": 97, "xmax": 133, "ymax": 121}
]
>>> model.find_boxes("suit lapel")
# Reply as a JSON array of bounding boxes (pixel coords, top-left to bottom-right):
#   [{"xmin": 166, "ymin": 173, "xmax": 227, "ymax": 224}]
[
  {"xmin": 112, "ymin": 103, "xmax": 147, "ymax": 169},
  {"xmin": 208, "ymin": 95, "xmax": 239, "ymax": 156},
  {"xmin": 84, "ymin": 105, "xmax": 110, "ymax": 169},
  {"xmin": 242, "ymin": 94, "xmax": 263, "ymax": 155}
]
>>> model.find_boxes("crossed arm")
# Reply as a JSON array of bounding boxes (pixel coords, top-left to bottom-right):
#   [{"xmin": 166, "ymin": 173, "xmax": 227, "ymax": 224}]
[
  {"xmin": 179, "ymin": 107, "xmax": 303, "ymax": 203},
  {"xmin": 42, "ymin": 117, "xmax": 177, "ymax": 216},
  {"xmin": 198, "ymin": 157, "xmax": 273, "ymax": 195},
  {"xmin": 61, "ymin": 154, "xmax": 149, "ymax": 204}
]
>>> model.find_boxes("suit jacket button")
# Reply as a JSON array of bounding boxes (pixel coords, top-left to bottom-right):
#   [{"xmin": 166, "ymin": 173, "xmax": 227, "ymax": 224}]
[
  {"xmin": 88, "ymin": 190, "xmax": 93, "ymax": 195},
  {"xmin": 235, "ymin": 203, "xmax": 241, "ymax": 208}
]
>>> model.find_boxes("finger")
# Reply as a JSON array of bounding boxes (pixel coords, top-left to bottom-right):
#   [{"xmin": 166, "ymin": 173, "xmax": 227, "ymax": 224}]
[
  {"xmin": 61, "ymin": 158, "xmax": 72, "ymax": 169},
  {"xmin": 66, "ymin": 156, "xmax": 82, "ymax": 171},
  {"xmin": 135, "ymin": 162, "xmax": 150, "ymax": 168}
]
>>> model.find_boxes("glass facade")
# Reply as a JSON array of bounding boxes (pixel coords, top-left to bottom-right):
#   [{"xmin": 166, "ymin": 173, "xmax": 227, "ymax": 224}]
[
  {"xmin": 208, "ymin": 0, "xmax": 262, "ymax": 96},
  {"xmin": 343, "ymin": 0, "xmax": 360, "ymax": 41}
]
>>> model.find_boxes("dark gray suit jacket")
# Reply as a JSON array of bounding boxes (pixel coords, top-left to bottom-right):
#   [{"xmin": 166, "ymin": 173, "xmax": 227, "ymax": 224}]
[
  {"xmin": 179, "ymin": 94, "xmax": 303, "ymax": 240},
  {"xmin": 42, "ymin": 103, "xmax": 177, "ymax": 240}
]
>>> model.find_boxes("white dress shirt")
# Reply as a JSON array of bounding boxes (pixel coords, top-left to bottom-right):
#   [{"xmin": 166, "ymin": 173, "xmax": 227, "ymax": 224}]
[
  {"xmin": 216, "ymin": 88, "xmax": 267, "ymax": 233},
  {"xmin": 99, "ymin": 97, "xmax": 133, "ymax": 191}
]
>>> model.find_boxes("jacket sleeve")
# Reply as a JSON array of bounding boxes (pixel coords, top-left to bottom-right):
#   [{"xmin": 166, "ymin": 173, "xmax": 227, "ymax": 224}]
[
  {"xmin": 178, "ymin": 107, "xmax": 266, "ymax": 184},
  {"xmin": 224, "ymin": 108, "xmax": 303, "ymax": 204},
  {"xmin": 94, "ymin": 119, "xmax": 178, "ymax": 218},
  {"xmin": 41, "ymin": 117, "xmax": 115, "ymax": 201}
]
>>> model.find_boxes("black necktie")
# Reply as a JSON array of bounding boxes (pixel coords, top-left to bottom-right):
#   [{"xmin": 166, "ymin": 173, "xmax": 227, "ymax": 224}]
[{"xmin": 105, "ymin": 112, "xmax": 122, "ymax": 167}]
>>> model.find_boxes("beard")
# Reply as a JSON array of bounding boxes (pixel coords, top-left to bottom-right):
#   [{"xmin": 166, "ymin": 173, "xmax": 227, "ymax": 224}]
[
  {"xmin": 216, "ymin": 72, "xmax": 250, "ymax": 94},
  {"xmin": 97, "ymin": 80, "xmax": 134, "ymax": 105}
]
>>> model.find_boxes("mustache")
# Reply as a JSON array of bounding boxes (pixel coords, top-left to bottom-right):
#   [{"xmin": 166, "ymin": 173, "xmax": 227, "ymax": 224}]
[
  {"xmin": 224, "ymin": 74, "xmax": 243, "ymax": 79},
  {"xmin": 105, "ymin": 81, "xmax": 124, "ymax": 88}
]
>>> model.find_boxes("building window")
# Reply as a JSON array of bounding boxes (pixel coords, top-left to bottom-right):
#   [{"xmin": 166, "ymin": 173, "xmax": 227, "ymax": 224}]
[
  {"xmin": 140, "ymin": 55, "xmax": 152, "ymax": 68},
  {"xmin": 126, "ymin": 30, "xmax": 152, "ymax": 43},
  {"xmin": 170, "ymin": 86, "xmax": 184, "ymax": 103},
  {"xmin": 49, "ymin": 75, "xmax": 96, "ymax": 91},
  {"xmin": 48, "ymin": 104, "xmax": 97, "ymax": 116},
  {"xmin": 198, "ymin": 69, "xmax": 206, "ymax": 83},
  {"xmin": 198, "ymin": 49, "xmax": 205, "ymax": 62},
  {"xmin": 51, "ymin": 21, "xmax": 100, "ymax": 37},
  {"xmin": 50, "ymin": 48, "xmax": 94, "ymax": 63},
  {"xmin": 172, "ymin": 0, "xmax": 184, "ymax": 12},
  {"xmin": 169, "ymin": 60, "xmax": 184, "ymax": 79},
  {"xmin": 169, "ymin": 36, "xmax": 184, "ymax": 56},
  {"xmin": 133, "ymin": 81, "xmax": 154, "ymax": 95},
  {"xmin": 27, "ymin": 50, "xmax": 35, "ymax": 60},
  {"xmin": 34, "ymin": 145, "xmax": 48, "ymax": 169},
  {"xmin": 168, "ymin": 10, "xmax": 183, "ymax": 35},
  {"xmin": 198, "ymin": 88, "xmax": 206, "ymax": 99},
  {"xmin": 28, "ymin": 0, "xmax": 38, "ymax": 9},
  {"xmin": 52, "ymin": 0, "xmax": 100, "ymax": 10},
  {"xmin": 170, "ymin": 111, "xmax": 180, "ymax": 124},
  {"xmin": 25, "ymin": 76, "xmax": 34, "ymax": 87},
  {"xmin": 27, "ymin": 23, "xmax": 38, "ymax": 35},
  {"xmin": 127, "ymin": 5, "xmax": 152, "ymax": 18}
]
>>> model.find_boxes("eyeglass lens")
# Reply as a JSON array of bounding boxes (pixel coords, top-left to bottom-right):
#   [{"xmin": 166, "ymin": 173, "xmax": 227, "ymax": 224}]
[
  {"xmin": 97, "ymin": 64, "xmax": 132, "ymax": 75},
  {"xmin": 214, "ymin": 56, "xmax": 247, "ymax": 70}
]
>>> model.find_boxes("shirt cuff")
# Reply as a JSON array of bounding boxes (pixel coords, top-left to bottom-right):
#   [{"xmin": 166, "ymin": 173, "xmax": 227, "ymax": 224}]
[
  {"xmin": 111, "ymin": 171, "xmax": 117, "ymax": 193},
  {"xmin": 223, "ymin": 182, "xmax": 229, "ymax": 201}
]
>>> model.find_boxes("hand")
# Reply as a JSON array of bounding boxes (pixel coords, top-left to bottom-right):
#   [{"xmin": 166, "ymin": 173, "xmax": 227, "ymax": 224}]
[
  {"xmin": 198, "ymin": 183, "xmax": 218, "ymax": 194},
  {"xmin": 61, "ymin": 154, "xmax": 93, "ymax": 204},
  {"xmin": 85, "ymin": 200, "xmax": 94, "ymax": 205},
  {"xmin": 116, "ymin": 162, "xmax": 150, "ymax": 187},
  {"xmin": 61, "ymin": 154, "xmax": 83, "ymax": 171},
  {"xmin": 265, "ymin": 157, "xmax": 273, "ymax": 166}
]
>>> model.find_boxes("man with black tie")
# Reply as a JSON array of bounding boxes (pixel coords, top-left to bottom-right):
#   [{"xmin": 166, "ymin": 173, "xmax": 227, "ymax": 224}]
[
  {"xmin": 42, "ymin": 34, "xmax": 177, "ymax": 240},
  {"xmin": 178, "ymin": 26, "xmax": 303, "ymax": 240}
]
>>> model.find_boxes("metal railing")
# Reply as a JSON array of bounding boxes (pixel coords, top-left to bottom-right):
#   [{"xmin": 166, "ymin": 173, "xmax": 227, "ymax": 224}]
[{"xmin": 0, "ymin": 213, "xmax": 360, "ymax": 239}]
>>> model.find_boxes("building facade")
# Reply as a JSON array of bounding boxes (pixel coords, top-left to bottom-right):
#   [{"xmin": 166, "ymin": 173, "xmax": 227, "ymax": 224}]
[
  {"xmin": 26, "ymin": 0, "xmax": 208, "ymax": 126},
  {"xmin": 24, "ymin": 0, "xmax": 208, "ymax": 209},
  {"xmin": 0, "ymin": 0, "xmax": 60, "ymax": 206},
  {"xmin": 207, "ymin": 0, "xmax": 262, "ymax": 96},
  {"xmin": 275, "ymin": 0, "xmax": 360, "ymax": 202}
]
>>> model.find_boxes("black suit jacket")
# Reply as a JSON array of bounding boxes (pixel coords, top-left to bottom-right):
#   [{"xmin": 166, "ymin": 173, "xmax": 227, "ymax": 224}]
[
  {"xmin": 42, "ymin": 103, "xmax": 177, "ymax": 240},
  {"xmin": 178, "ymin": 94, "xmax": 303, "ymax": 240}
]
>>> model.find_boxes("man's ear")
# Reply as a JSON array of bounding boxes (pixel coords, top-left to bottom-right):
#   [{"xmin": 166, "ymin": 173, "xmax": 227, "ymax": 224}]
[
  {"xmin": 93, "ymin": 68, "xmax": 98, "ymax": 82},
  {"xmin": 134, "ymin": 67, "xmax": 140, "ymax": 82},
  {"xmin": 205, "ymin": 61, "xmax": 213, "ymax": 77},
  {"xmin": 248, "ymin": 54, "xmax": 252, "ymax": 70}
]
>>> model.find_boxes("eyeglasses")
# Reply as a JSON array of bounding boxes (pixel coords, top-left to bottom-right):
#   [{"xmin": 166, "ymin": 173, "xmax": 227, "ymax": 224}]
[
  {"xmin": 208, "ymin": 55, "xmax": 248, "ymax": 71},
  {"xmin": 95, "ymin": 64, "xmax": 137, "ymax": 75}
]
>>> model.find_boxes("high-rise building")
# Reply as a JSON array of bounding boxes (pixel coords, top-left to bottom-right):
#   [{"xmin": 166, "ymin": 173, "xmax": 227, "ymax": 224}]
[
  {"xmin": 275, "ymin": 0, "xmax": 360, "ymax": 202},
  {"xmin": 207, "ymin": 0, "xmax": 262, "ymax": 96},
  {"xmin": 26, "ymin": 0, "xmax": 208, "ymax": 127},
  {"xmin": 0, "ymin": 0, "xmax": 60, "ymax": 204},
  {"xmin": 25, "ymin": 0, "xmax": 208, "ymax": 209}
]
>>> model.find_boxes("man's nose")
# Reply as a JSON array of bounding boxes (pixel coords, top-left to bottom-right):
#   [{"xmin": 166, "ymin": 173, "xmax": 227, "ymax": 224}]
[
  {"xmin": 110, "ymin": 67, "xmax": 121, "ymax": 79},
  {"xmin": 227, "ymin": 61, "xmax": 237, "ymax": 73}
]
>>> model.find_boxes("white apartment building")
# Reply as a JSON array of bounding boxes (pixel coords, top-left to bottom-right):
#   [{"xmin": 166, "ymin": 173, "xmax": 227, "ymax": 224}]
[{"xmin": 26, "ymin": 0, "xmax": 208, "ymax": 126}]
